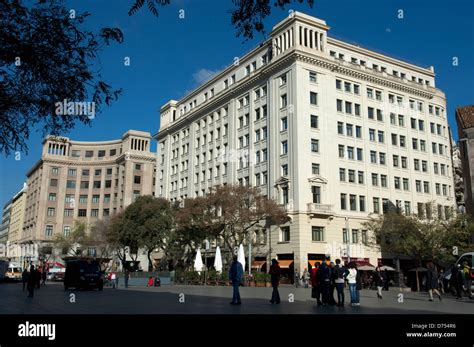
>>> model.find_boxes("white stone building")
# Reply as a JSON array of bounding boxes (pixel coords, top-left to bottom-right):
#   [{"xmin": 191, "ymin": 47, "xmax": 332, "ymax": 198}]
[{"xmin": 155, "ymin": 12, "xmax": 455, "ymax": 272}]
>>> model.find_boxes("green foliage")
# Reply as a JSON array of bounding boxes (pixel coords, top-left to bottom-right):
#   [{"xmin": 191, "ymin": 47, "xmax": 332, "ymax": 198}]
[
  {"xmin": 0, "ymin": 0, "xmax": 123, "ymax": 155},
  {"xmin": 363, "ymin": 205, "xmax": 474, "ymax": 265}
]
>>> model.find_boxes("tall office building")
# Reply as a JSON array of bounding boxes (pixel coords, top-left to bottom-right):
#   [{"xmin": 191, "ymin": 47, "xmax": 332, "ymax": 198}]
[
  {"xmin": 20, "ymin": 130, "xmax": 156, "ymax": 251},
  {"xmin": 456, "ymin": 105, "xmax": 474, "ymax": 220},
  {"xmin": 155, "ymin": 12, "xmax": 454, "ymax": 270}
]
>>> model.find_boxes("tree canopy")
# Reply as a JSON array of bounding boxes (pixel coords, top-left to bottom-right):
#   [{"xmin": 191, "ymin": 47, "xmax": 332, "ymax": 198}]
[{"xmin": 0, "ymin": 0, "xmax": 123, "ymax": 155}]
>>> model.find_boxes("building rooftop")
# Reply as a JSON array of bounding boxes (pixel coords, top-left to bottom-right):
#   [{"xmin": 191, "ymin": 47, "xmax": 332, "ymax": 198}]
[{"xmin": 456, "ymin": 105, "xmax": 474, "ymax": 130}]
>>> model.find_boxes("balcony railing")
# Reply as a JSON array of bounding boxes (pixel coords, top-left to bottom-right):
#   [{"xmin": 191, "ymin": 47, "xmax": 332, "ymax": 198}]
[{"xmin": 307, "ymin": 203, "xmax": 334, "ymax": 215}]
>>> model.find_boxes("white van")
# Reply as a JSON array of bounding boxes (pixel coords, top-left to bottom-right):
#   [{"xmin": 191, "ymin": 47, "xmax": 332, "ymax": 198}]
[{"xmin": 443, "ymin": 252, "xmax": 474, "ymax": 291}]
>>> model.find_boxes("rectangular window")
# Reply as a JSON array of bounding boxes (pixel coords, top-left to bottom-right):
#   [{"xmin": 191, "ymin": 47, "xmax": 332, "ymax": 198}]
[
  {"xmin": 47, "ymin": 207, "xmax": 55, "ymax": 217},
  {"xmin": 91, "ymin": 209, "xmax": 99, "ymax": 217},
  {"xmin": 281, "ymin": 226, "xmax": 290, "ymax": 242},
  {"xmin": 78, "ymin": 209, "xmax": 87, "ymax": 217},
  {"xmin": 45, "ymin": 225, "xmax": 53, "ymax": 237},
  {"xmin": 347, "ymin": 147, "xmax": 354, "ymax": 160},
  {"xmin": 281, "ymin": 94, "xmax": 288, "ymax": 108},
  {"xmin": 336, "ymin": 79, "xmax": 342, "ymax": 90},
  {"xmin": 85, "ymin": 151, "xmax": 93, "ymax": 158},
  {"xmin": 281, "ymin": 141, "xmax": 288, "ymax": 155},
  {"xmin": 312, "ymin": 163, "xmax": 320, "ymax": 175},
  {"xmin": 352, "ymin": 229, "xmax": 359, "ymax": 243},
  {"xmin": 357, "ymin": 148, "xmax": 363, "ymax": 161},
  {"xmin": 311, "ymin": 139, "xmax": 319, "ymax": 153},
  {"xmin": 346, "ymin": 124, "xmax": 353, "ymax": 136},
  {"xmin": 310, "ymin": 92, "xmax": 318, "ymax": 106},
  {"xmin": 48, "ymin": 193, "xmax": 56, "ymax": 201},
  {"xmin": 338, "ymin": 145, "xmax": 345, "ymax": 158},
  {"xmin": 337, "ymin": 99, "xmax": 343, "ymax": 112},
  {"xmin": 312, "ymin": 226, "xmax": 324, "ymax": 242},
  {"xmin": 66, "ymin": 180, "xmax": 76, "ymax": 189},
  {"xmin": 343, "ymin": 229, "xmax": 349, "ymax": 243},
  {"xmin": 348, "ymin": 169, "xmax": 355, "ymax": 183},
  {"xmin": 309, "ymin": 71, "xmax": 317, "ymax": 83},
  {"xmin": 345, "ymin": 101, "xmax": 352, "ymax": 114},
  {"xmin": 373, "ymin": 197, "xmax": 380, "ymax": 213},
  {"xmin": 338, "ymin": 122, "xmax": 344, "ymax": 135},
  {"xmin": 310, "ymin": 115, "xmax": 318, "ymax": 129},
  {"xmin": 358, "ymin": 171, "xmax": 364, "ymax": 184},
  {"xmin": 134, "ymin": 176, "xmax": 141, "ymax": 184},
  {"xmin": 370, "ymin": 151, "xmax": 377, "ymax": 163},
  {"xmin": 93, "ymin": 181, "xmax": 101, "ymax": 189},
  {"xmin": 281, "ymin": 117, "xmax": 288, "ymax": 131},
  {"xmin": 381, "ymin": 175, "xmax": 387, "ymax": 187},
  {"xmin": 368, "ymin": 107, "xmax": 374, "ymax": 119},
  {"xmin": 355, "ymin": 126, "xmax": 362, "ymax": 138},
  {"xmin": 354, "ymin": 104, "xmax": 361, "ymax": 116},
  {"xmin": 339, "ymin": 168, "xmax": 346, "ymax": 182},
  {"xmin": 312, "ymin": 186, "xmax": 321, "ymax": 204},
  {"xmin": 371, "ymin": 173, "xmax": 378, "ymax": 186},
  {"xmin": 340, "ymin": 193, "xmax": 347, "ymax": 210},
  {"xmin": 68, "ymin": 168, "xmax": 77, "ymax": 176},
  {"xmin": 349, "ymin": 195, "xmax": 357, "ymax": 211}
]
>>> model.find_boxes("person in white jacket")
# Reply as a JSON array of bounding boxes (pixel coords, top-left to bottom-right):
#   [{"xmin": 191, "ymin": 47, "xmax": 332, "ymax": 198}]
[{"xmin": 345, "ymin": 263, "xmax": 360, "ymax": 306}]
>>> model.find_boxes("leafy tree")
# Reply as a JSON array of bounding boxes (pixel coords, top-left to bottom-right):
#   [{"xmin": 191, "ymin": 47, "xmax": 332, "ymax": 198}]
[
  {"xmin": 363, "ymin": 204, "xmax": 474, "ymax": 291},
  {"xmin": 128, "ymin": 0, "xmax": 315, "ymax": 40},
  {"xmin": 1, "ymin": 0, "xmax": 123, "ymax": 155},
  {"xmin": 53, "ymin": 221, "xmax": 89, "ymax": 256},
  {"xmin": 107, "ymin": 196, "xmax": 175, "ymax": 271},
  {"xmin": 176, "ymin": 185, "xmax": 288, "ymax": 264}
]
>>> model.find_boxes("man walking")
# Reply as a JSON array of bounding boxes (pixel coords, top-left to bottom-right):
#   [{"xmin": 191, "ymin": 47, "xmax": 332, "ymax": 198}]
[
  {"xmin": 26, "ymin": 265, "xmax": 36, "ymax": 298},
  {"xmin": 124, "ymin": 269, "xmax": 130, "ymax": 288},
  {"xmin": 229, "ymin": 256, "xmax": 243, "ymax": 305},
  {"xmin": 269, "ymin": 259, "xmax": 281, "ymax": 304}
]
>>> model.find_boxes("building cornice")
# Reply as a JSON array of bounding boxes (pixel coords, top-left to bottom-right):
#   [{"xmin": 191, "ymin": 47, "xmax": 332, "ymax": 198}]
[{"xmin": 157, "ymin": 49, "xmax": 443, "ymax": 139}]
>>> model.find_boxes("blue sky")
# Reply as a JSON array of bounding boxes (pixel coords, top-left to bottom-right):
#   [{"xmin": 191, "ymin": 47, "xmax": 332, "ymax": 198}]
[{"xmin": 0, "ymin": 0, "xmax": 473, "ymax": 205}]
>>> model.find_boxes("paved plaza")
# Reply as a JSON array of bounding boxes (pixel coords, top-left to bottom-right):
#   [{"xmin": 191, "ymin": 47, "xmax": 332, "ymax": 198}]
[{"xmin": 1, "ymin": 281, "xmax": 473, "ymax": 315}]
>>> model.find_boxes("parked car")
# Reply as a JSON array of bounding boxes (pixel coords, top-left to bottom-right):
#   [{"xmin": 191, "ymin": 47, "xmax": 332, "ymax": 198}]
[
  {"xmin": 47, "ymin": 271, "xmax": 65, "ymax": 281},
  {"xmin": 64, "ymin": 259, "xmax": 103, "ymax": 290}
]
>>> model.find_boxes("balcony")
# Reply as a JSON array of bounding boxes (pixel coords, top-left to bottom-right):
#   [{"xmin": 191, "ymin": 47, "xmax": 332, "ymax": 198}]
[{"xmin": 307, "ymin": 203, "xmax": 334, "ymax": 217}]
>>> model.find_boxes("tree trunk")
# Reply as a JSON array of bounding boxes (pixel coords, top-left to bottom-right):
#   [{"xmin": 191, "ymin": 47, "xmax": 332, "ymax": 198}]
[
  {"xmin": 416, "ymin": 269, "xmax": 420, "ymax": 292},
  {"xmin": 147, "ymin": 249, "xmax": 153, "ymax": 272}
]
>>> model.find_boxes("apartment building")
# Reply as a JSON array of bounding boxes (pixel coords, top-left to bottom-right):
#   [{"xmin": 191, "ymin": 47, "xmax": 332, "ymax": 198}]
[
  {"xmin": 20, "ymin": 130, "xmax": 156, "ymax": 251},
  {"xmin": 456, "ymin": 105, "xmax": 474, "ymax": 220},
  {"xmin": 155, "ymin": 12, "xmax": 455, "ymax": 271},
  {"xmin": 7, "ymin": 184, "xmax": 28, "ymax": 244}
]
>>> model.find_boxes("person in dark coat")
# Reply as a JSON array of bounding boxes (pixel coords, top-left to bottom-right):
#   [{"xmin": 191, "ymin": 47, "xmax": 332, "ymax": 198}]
[
  {"xmin": 450, "ymin": 264, "xmax": 462, "ymax": 298},
  {"xmin": 269, "ymin": 259, "xmax": 281, "ymax": 304},
  {"xmin": 124, "ymin": 269, "xmax": 130, "ymax": 288},
  {"xmin": 35, "ymin": 267, "xmax": 41, "ymax": 289},
  {"xmin": 426, "ymin": 262, "xmax": 442, "ymax": 301},
  {"xmin": 383, "ymin": 269, "xmax": 390, "ymax": 291},
  {"xmin": 26, "ymin": 265, "xmax": 36, "ymax": 298},
  {"xmin": 21, "ymin": 268, "xmax": 28, "ymax": 291},
  {"xmin": 229, "ymin": 255, "xmax": 243, "ymax": 305},
  {"xmin": 311, "ymin": 263, "xmax": 322, "ymax": 306},
  {"xmin": 41, "ymin": 266, "xmax": 47, "ymax": 286},
  {"xmin": 318, "ymin": 258, "xmax": 332, "ymax": 305},
  {"xmin": 373, "ymin": 267, "xmax": 384, "ymax": 299}
]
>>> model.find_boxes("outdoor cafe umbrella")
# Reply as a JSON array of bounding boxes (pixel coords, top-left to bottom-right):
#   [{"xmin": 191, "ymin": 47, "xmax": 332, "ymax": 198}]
[
  {"xmin": 194, "ymin": 248, "xmax": 204, "ymax": 273},
  {"xmin": 379, "ymin": 265, "xmax": 396, "ymax": 271},
  {"xmin": 214, "ymin": 246, "xmax": 223, "ymax": 273},
  {"xmin": 237, "ymin": 244, "xmax": 246, "ymax": 271},
  {"xmin": 358, "ymin": 265, "xmax": 375, "ymax": 271}
]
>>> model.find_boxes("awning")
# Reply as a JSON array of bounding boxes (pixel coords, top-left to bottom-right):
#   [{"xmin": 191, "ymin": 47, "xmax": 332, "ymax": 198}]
[
  {"xmin": 251, "ymin": 260, "xmax": 266, "ymax": 269},
  {"xmin": 278, "ymin": 260, "xmax": 294, "ymax": 269}
]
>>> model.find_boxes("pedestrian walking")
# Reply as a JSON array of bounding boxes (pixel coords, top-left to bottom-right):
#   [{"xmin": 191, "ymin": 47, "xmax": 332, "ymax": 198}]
[
  {"xmin": 22, "ymin": 268, "xmax": 28, "ymax": 291},
  {"xmin": 310, "ymin": 263, "xmax": 322, "ymax": 305},
  {"xmin": 426, "ymin": 262, "xmax": 442, "ymax": 301},
  {"xmin": 451, "ymin": 264, "xmax": 463, "ymax": 299},
  {"xmin": 124, "ymin": 269, "xmax": 130, "ymax": 288},
  {"xmin": 373, "ymin": 267, "xmax": 384, "ymax": 299},
  {"xmin": 229, "ymin": 255, "xmax": 243, "ymax": 305},
  {"xmin": 294, "ymin": 268, "xmax": 300, "ymax": 288},
  {"xmin": 438, "ymin": 269, "xmax": 445, "ymax": 294},
  {"xmin": 41, "ymin": 266, "xmax": 47, "ymax": 286},
  {"xmin": 301, "ymin": 268, "xmax": 310, "ymax": 288},
  {"xmin": 269, "ymin": 259, "xmax": 281, "ymax": 304},
  {"xmin": 35, "ymin": 267, "xmax": 41, "ymax": 289},
  {"xmin": 26, "ymin": 265, "xmax": 36, "ymax": 298},
  {"xmin": 461, "ymin": 261, "xmax": 473, "ymax": 299},
  {"xmin": 346, "ymin": 262, "xmax": 360, "ymax": 306},
  {"xmin": 333, "ymin": 259, "xmax": 347, "ymax": 306},
  {"xmin": 111, "ymin": 272, "xmax": 117, "ymax": 289},
  {"xmin": 383, "ymin": 269, "xmax": 390, "ymax": 291}
]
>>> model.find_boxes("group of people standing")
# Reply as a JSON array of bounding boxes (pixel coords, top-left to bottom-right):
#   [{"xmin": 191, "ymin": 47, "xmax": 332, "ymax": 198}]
[
  {"xmin": 228, "ymin": 255, "xmax": 365, "ymax": 307},
  {"xmin": 310, "ymin": 257, "xmax": 362, "ymax": 307}
]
